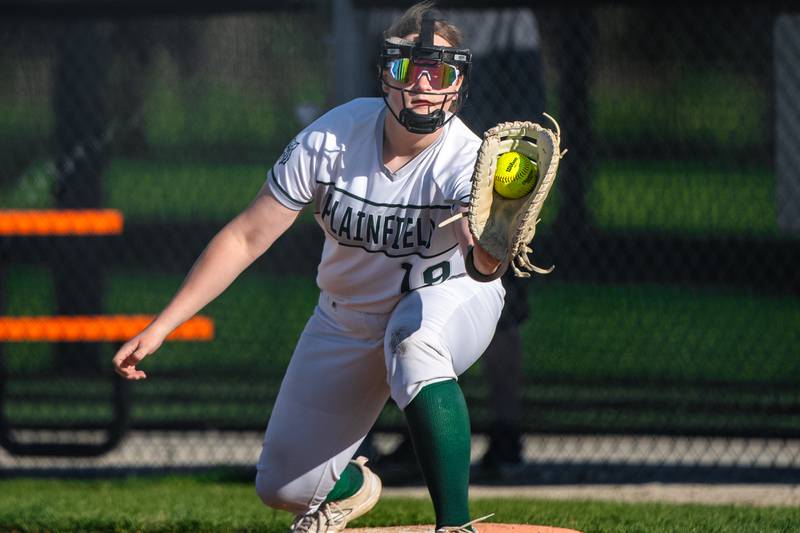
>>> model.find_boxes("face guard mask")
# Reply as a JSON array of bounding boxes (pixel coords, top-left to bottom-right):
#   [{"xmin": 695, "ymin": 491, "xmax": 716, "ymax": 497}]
[{"xmin": 378, "ymin": 11, "xmax": 471, "ymax": 134}]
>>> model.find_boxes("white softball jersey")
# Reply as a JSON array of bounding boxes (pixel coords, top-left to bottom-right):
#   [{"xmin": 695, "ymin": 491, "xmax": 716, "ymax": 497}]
[
  {"xmin": 256, "ymin": 98, "xmax": 506, "ymax": 515},
  {"xmin": 267, "ymin": 97, "xmax": 482, "ymax": 314}
]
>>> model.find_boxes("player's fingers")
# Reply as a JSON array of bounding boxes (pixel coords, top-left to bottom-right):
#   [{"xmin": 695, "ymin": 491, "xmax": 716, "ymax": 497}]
[
  {"xmin": 112, "ymin": 340, "xmax": 138, "ymax": 367},
  {"xmin": 115, "ymin": 357, "xmax": 148, "ymax": 380},
  {"xmin": 126, "ymin": 367, "xmax": 147, "ymax": 380},
  {"xmin": 114, "ymin": 359, "xmax": 139, "ymax": 379},
  {"xmin": 112, "ymin": 344, "xmax": 133, "ymax": 370},
  {"xmin": 113, "ymin": 340, "xmax": 149, "ymax": 378}
]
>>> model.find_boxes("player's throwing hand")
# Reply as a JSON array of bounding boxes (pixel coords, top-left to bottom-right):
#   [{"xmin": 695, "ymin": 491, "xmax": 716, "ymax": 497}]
[{"xmin": 112, "ymin": 326, "xmax": 166, "ymax": 380}]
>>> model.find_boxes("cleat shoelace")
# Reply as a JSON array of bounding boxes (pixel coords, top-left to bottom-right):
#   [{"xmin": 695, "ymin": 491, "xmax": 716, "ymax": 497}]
[
  {"xmin": 291, "ymin": 502, "xmax": 348, "ymax": 533},
  {"xmin": 436, "ymin": 513, "xmax": 496, "ymax": 533}
]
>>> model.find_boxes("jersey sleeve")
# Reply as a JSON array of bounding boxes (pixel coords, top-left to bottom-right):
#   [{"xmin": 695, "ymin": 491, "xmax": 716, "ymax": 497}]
[{"xmin": 267, "ymin": 131, "xmax": 320, "ymax": 211}]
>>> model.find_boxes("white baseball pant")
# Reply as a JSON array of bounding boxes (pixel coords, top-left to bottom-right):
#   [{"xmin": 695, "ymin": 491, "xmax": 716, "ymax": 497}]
[{"xmin": 255, "ymin": 274, "xmax": 504, "ymax": 514}]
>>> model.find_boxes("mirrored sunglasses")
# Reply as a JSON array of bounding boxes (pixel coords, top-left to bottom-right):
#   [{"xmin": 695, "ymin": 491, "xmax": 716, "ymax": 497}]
[{"xmin": 385, "ymin": 58, "xmax": 460, "ymax": 90}]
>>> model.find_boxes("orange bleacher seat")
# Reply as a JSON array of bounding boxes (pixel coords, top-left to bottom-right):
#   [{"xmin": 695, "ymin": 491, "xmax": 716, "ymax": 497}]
[
  {"xmin": 0, "ymin": 315, "xmax": 214, "ymax": 342},
  {"xmin": 0, "ymin": 209, "xmax": 124, "ymax": 236}
]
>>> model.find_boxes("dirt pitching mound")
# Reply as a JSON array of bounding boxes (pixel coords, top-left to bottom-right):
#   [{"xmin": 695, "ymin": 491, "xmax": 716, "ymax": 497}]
[{"xmin": 350, "ymin": 524, "xmax": 581, "ymax": 533}]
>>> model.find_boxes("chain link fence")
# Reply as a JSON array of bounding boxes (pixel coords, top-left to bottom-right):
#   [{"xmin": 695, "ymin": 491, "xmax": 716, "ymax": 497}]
[{"xmin": 1, "ymin": 1, "xmax": 798, "ymax": 482}]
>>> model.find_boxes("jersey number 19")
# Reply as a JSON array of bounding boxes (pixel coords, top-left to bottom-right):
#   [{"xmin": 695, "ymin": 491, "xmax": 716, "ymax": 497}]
[{"xmin": 400, "ymin": 261, "xmax": 451, "ymax": 294}]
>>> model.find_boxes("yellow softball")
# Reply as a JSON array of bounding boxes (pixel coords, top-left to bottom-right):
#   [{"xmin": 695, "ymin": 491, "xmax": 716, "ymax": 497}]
[{"xmin": 493, "ymin": 151, "xmax": 538, "ymax": 199}]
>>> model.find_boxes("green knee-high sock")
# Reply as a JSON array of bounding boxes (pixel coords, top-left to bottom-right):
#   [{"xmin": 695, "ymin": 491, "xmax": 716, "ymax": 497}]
[
  {"xmin": 324, "ymin": 462, "xmax": 364, "ymax": 503},
  {"xmin": 404, "ymin": 379, "xmax": 471, "ymax": 529}
]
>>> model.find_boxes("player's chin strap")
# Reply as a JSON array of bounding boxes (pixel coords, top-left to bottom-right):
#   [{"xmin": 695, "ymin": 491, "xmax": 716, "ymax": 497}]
[
  {"xmin": 399, "ymin": 104, "xmax": 446, "ymax": 134},
  {"xmin": 381, "ymin": 90, "xmax": 451, "ymax": 134}
]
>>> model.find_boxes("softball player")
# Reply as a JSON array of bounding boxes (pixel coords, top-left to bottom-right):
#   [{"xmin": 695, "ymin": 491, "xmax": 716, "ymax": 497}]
[{"xmin": 113, "ymin": 3, "xmax": 503, "ymax": 532}]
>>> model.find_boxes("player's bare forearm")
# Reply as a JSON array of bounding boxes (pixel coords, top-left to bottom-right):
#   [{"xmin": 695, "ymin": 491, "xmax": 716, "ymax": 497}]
[
  {"xmin": 113, "ymin": 190, "xmax": 299, "ymax": 380},
  {"xmin": 153, "ymin": 190, "xmax": 299, "ymax": 334},
  {"xmin": 151, "ymin": 224, "xmax": 261, "ymax": 334},
  {"xmin": 112, "ymin": 228, "xmax": 254, "ymax": 381}
]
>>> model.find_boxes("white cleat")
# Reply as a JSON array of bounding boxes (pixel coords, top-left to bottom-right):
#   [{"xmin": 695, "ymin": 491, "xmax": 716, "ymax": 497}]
[{"xmin": 290, "ymin": 456, "xmax": 382, "ymax": 533}]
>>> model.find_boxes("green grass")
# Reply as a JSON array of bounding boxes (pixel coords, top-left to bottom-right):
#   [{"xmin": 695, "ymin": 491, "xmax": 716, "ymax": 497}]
[
  {"xmin": 0, "ymin": 157, "xmax": 780, "ymax": 236},
  {"xmin": 0, "ymin": 477, "xmax": 798, "ymax": 533},
  {"xmin": 143, "ymin": 80, "xmax": 284, "ymax": 156},
  {"xmin": 0, "ymin": 101, "xmax": 52, "ymax": 141},
  {"xmin": 592, "ymin": 71, "xmax": 766, "ymax": 150},
  {"xmin": 5, "ymin": 269, "xmax": 799, "ymax": 382},
  {"xmin": 522, "ymin": 282, "xmax": 800, "ymax": 382},
  {"xmin": 105, "ymin": 159, "xmax": 266, "ymax": 221},
  {"xmin": 591, "ymin": 160, "xmax": 776, "ymax": 236}
]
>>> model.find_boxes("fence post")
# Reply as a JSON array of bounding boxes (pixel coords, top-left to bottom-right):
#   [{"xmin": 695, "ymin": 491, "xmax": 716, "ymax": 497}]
[
  {"xmin": 52, "ymin": 21, "xmax": 111, "ymax": 372},
  {"xmin": 775, "ymin": 15, "xmax": 800, "ymax": 234}
]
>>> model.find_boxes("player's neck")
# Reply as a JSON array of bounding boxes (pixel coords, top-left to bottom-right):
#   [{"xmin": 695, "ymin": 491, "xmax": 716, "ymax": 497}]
[{"xmin": 382, "ymin": 115, "xmax": 443, "ymax": 171}]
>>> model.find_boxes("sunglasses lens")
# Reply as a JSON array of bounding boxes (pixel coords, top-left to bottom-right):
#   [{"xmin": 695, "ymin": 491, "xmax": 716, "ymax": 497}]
[
  {"xmin": 387, "ymin": 58, "xmax": 411, "ymax": 83},
  {"xmin": 440, "ymin": 63, "xmax": 459, "ymax": 88}
]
